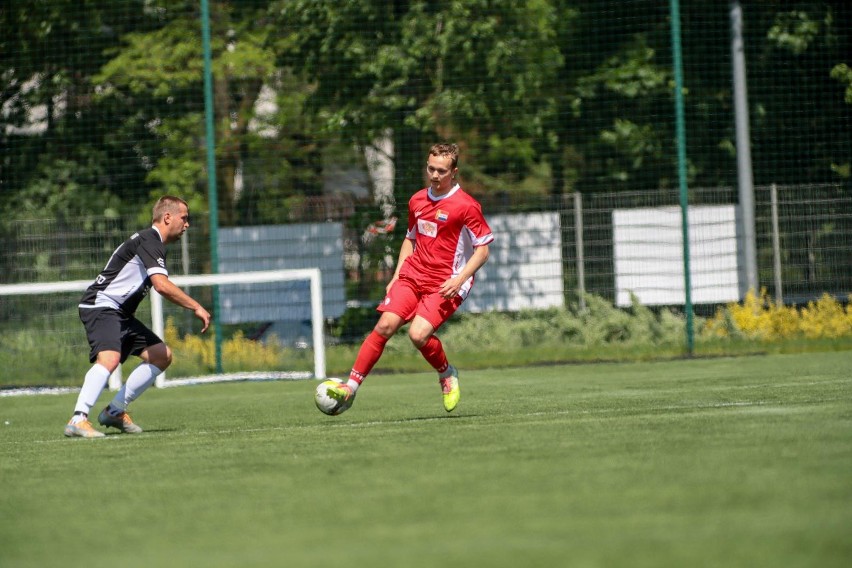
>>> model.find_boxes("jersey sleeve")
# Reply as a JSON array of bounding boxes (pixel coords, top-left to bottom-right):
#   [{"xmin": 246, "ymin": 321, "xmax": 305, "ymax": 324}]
[
  {"xmin": 138, "ymin": 233, "xmax": 169, "ymax": 277},
  {"xmin": 465, "ymin": 201, "xmax": 494, "ymax": 246}
]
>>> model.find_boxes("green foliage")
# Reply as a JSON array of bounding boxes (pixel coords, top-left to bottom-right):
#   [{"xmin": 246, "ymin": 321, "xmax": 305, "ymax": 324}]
[
  {"xmin": 3, "ymin": 0, "xmax": 850, "ymax": 226},
  {"xmin": 436, "ymin": 293, "xmax": 701, "ymax": 354},
  {"xmin": 767, "ymin": 10, "xmax": 823, "ymax": 55},
  {"xmin": 0, "ymin": 329, "xmax": 88, "ymax": 387},
  {"xmin": 96, "ymin": 20, "xmax": 205, "ymax": 97},
  {"xmin": 275, "ymin": 0, "xmax": 562, "ymax": 205},
  {"xmin": 577, "ymin": 39, "xmax": 670, "ymax": 99},
  {"xmin": 10, "ymin": 157, "xmax": 124, "ymax": 220},
  {"xmin": 832, "ymin": 63, "xmax": 852, "ymax": 104}
]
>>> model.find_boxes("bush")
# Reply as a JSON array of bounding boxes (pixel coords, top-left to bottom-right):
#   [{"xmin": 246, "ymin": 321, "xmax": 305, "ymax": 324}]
[
  {"xmin": 702, "ymin": 289, "xmax": 852, "ymax": 341},
  {"xmin": 438, "ymin": 293, "xmax": 696, "ymax": 352},
  {"xmin": 164, "ymin": 317, "xmax": 286, "ymax": 374}
]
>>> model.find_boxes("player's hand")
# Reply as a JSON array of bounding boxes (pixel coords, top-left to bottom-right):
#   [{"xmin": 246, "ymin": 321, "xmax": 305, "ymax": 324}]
[
  {"xmin": 195, "ymin": 306, "xmax": 212, "ymax": 333},
  {"xmin": 439, "ymin": 277, "xmax": 462, "ymax": 299}
]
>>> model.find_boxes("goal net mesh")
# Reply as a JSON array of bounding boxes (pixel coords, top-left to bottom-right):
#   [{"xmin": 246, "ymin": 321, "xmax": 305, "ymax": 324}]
[{"xmin": 0, "ymin": 269, "xmax": 325, "ymax": 392}]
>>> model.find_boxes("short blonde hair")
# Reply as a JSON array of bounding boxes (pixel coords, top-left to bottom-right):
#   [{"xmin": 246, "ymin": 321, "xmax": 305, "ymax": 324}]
[
  {"xmin": 429, "ymin": 143, "xmax": 459, "ymax": 169},
  {"xmin": 152, "ymin": 195, "xmax": 188, "ymax": 223}
]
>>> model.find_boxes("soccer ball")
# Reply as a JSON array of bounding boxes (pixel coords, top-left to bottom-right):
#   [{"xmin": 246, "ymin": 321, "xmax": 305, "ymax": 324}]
[{"xmin": 314, "ymin": 379, "xmax": 354, "ymax": 416}]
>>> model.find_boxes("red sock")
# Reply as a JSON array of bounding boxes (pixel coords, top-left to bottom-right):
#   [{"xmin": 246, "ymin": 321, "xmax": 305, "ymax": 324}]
[
  {"xmin": 349, "ymin": 331, "xmax": 389, "ymax": 384},
  {"xmin": 419, "ymin": 335, "xmax": 449, "ymax": 374}
]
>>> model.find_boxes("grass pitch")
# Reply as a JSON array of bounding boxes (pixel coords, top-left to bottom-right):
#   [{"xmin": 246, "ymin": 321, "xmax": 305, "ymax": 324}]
[{"xmin": 1, "ymin": 351, "xmax": 851, "ymax": 568}]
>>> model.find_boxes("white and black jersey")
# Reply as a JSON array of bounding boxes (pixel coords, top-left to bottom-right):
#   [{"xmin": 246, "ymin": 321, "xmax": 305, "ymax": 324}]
[{"xmin": 79, "ymin": 227, "xmax": 169, "ymax": 316}]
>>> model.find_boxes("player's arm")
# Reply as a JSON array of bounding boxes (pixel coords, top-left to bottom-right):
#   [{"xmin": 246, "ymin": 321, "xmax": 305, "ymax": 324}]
[
  {"xmin": 439, "ymin": 244, "xmax": 490, "ymax": 298},
  {"xmin": 150, "ymin": 273, "xmax": 212, "ymax": 333},
  {"xmin": 387, "ymin": 238, "xmax": 415, "ymax": 293}
]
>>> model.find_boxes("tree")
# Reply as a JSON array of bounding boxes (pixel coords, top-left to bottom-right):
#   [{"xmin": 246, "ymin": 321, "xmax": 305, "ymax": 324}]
[
  {"xmin": 0, "ymin": 0, "xmax": 154, "ymax": 219},
  {"xmin": 274, "ymin": 0, "xmax": 562, "ymax": 212},
  {"xmin": 93, "ymin": 0, "xmax": 300, "ymax": 226}
]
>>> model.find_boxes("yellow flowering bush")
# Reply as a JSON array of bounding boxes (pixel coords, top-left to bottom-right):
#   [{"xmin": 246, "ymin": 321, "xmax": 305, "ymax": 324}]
[
  {"xmin": 799, "ymin": 293, "xmax": 852, "ymax": 338},
  {"xmin": 164, "ymin": 317, "xmax": 283, "ymax": 370},
  {"xmin": 702, "ymin": 288, "xmax": 852, "ymax": 341}
]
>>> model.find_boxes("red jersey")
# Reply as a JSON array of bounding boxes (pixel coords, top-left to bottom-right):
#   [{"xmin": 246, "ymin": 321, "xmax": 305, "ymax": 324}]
[{"xmin": 398, "ymin": 184, "xmax": 494, "ymax": 297}]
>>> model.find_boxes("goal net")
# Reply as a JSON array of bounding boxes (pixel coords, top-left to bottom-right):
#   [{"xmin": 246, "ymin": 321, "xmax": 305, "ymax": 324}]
[{"xmin": 0, "ymin": 269, "xmax": 326, "ymax": 391}]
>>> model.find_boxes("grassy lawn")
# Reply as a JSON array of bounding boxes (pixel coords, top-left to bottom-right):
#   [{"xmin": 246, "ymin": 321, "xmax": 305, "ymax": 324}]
[{"xmin": 1, "ymin": 351, "xmax": 851, "ymax": 568}]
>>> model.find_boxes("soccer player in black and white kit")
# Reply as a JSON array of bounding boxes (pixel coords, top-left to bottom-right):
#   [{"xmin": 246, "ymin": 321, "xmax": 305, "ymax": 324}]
[{"xmin": 64, "ymin": 196, "xmax": 212, "ymax": 438}]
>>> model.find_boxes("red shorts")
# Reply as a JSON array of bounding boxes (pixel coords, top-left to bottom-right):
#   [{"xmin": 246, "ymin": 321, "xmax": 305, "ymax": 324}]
[{"xmin": 377, "ymin": 275, "xmax": 463, "ymax": 330}]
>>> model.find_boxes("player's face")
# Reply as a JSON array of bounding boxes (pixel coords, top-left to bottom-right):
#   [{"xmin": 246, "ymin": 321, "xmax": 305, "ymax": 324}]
[
  {"xmin": 426, "ymin": 154, "xmax": 457, "ymax": 194},
  {"xmin": 165, "ymin": 204, "xmax": 190, "ymax": 243}
]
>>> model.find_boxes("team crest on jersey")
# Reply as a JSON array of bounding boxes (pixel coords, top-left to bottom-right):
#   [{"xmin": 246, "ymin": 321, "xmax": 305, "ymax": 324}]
[
  {"xmin": 436, "ymin": 210, "xmax": 448, "ymax": 222},
  {"xmin": 417, "ymin": 219, "xmax": 438, "ymax": 238}
]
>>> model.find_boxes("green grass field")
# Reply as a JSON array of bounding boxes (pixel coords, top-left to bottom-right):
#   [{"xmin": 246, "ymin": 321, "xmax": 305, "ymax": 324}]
[{"xmin": 2, "ymin": 351, "xmax": 851, "ymax": 568}]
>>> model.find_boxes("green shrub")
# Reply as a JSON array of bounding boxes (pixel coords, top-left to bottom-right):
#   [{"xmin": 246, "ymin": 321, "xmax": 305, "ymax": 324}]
[{"xmin": 439, "ymin": 293, "xmax": 698, "ymax": 352}]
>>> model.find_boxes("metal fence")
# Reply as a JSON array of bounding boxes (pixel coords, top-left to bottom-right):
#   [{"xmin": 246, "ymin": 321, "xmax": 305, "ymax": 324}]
[{"xmin": 2, "ymin": 182, "xmax": 849, "ymax": 342}]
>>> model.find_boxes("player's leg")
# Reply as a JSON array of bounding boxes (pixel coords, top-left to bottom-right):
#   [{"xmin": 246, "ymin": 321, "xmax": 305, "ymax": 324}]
[
  {"xmin": 408, "ymin": 315, "xmax": 443, "ymax": 367},
  {"xmin": 349, "ymin": 279, "xmax": 417, "ymax": 390},
  {"xmin": 65, "ymin": 350, "xmax": 119, "ymax": 438},
  {"xmin": 328, "ymin": 311, "xmax": 406, "ymax": 406},
  {"xmin": 410, "ymin": 294, "xmax": 463, "ymax": 412},
  {"xmin": 66, "ymin": 309, "xmax": 122, "ymax": 437},
  {"xmin": 328, "ymin": 280, "xmax": 417, "ymax": 405},
  {"xmin": 99, "ymin": 319, "xmax": 169, "ymax": 434}
]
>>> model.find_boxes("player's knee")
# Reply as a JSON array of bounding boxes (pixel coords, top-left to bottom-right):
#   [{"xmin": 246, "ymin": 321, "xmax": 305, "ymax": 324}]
[
  {"xmin": 146, "ymin": 344, "xmax": 173, "ymax": 370},
  {"xmin": 96, "ymin": 352, "xmax": 121, "ymax": 372},
  {"xmin": 159, "ymin": 346, "xmax": 173, "ymax": 370},
  {"xmin": 373, "ymin": 321, "xmax": 396, "ymax": 338},
  {"xmin": 408, "ymin": 330, "xmax": 430, "ymax": 349}
]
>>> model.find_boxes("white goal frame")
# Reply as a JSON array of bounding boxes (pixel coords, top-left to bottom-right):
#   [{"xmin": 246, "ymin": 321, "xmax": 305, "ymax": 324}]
[{"xmin": 0, "ymin": 268, "xmax": 326, "ymax": 389}]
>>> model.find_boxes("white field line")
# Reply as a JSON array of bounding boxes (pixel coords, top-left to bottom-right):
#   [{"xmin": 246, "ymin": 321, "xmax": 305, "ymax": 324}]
[
  {"xmin": 2, "ymin": 376, "xmax": 847, "ymax": 398},
  {"xmin": 0, "ymin": 373, "xmax": 315, "ymax": 397},
  {"xmin": 3, "ymin": 397, "xmax": 842, "ymax": 447}
]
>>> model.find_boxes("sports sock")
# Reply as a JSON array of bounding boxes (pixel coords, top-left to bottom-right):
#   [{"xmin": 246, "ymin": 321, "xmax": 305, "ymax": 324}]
[
  {"xmin": 348, "ymin": 331, "xmax": 389, "ymax": 392},
  {"xmin": 418, "ymin": 335, "xmax": 449, "ymax": 375},
  {"xmin": 346, "ymin": 376, "xmax": 362, "ymax": 392},
  {"xmin": 73, "ymin": 364, "xmax": 112, "ymax": 416},
  {"xmin": 111, "ymin": 363, "xmax": 162, "ymax": 410},
  {"xmin": 70, "ymin": 411, "xmax": 88, "ymax": 424}
]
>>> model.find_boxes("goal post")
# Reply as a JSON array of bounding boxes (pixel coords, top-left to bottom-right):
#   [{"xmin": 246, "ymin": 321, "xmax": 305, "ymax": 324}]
[
  {"xmin": 0, "ymin": 268, "xmax": 327, "ymax": 390},
  {"xmin": 151, "ymin": 268, "xmax": 326, "ymax": 387}
]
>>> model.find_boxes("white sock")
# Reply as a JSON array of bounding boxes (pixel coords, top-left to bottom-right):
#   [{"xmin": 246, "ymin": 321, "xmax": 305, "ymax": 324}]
[
  {"xmin": 73, "ymin": 364, "xmax": 112, "ymax": 417},
  {"xmin": 111, "ymin": 363, "xmax": 162, "ymax": 410},
  {"xmin": 346, "ymin": 379, "xmax": 360, "ymax": 392}
]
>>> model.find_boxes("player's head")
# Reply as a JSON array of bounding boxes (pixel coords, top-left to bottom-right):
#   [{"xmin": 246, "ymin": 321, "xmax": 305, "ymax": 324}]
[
  {"xmin": 152, "ymin": 196, "xmax": 188, "ymax": 223},
  {"xmin": 428, "ymin": 143, "xmax": 459, "ymax": 169},
  {"xmin": 426, "ymin": 143, "xmax": 459, "ymax": 194},
  {"xmin": 152, "ymin": 196, "xmax": 190, "ymax": 243}
]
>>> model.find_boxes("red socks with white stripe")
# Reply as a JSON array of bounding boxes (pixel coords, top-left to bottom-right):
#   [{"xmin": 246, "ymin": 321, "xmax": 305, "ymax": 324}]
[
  {"xmin": 348, "ymin": 331, "xmax": 452, "ymax": 392},
  {"xmin": 347, "ymin": 331, "xmax": 389, "ymax": 392},
  {"xmin": 418, "ymin": 335, "xmax": 449, "ymax": 375}
]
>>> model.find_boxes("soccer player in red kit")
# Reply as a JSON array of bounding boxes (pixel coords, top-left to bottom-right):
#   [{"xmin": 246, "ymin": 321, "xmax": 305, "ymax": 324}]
[{"xmin": 328, "ymin": 143, "xmax": 493, "ymax": 412}]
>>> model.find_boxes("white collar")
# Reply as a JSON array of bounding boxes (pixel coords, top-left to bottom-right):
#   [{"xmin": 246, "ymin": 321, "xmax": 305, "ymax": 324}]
[
  {"xmin": 152, "ymin": 225, "xmax": 165, "ymax": 242},
  {"xmin": 427, "ymin": 183, "xmax": 460, "ymax": 201}
]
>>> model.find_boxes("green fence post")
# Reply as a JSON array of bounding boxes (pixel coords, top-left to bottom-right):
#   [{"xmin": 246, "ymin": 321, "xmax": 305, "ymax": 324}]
[
  {"xmin": 201, "ymin": 0, "xmax": 223, "ymax": 373},
  {"xmin": 669, "ymin": 0, "xmax": 695, "ymax": 355}
]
